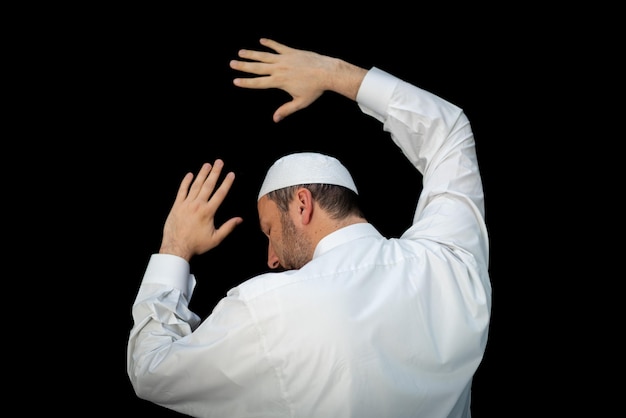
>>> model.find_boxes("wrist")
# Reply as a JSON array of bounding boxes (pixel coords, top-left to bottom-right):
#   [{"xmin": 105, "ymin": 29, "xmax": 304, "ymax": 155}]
[
  {"xmin": 332, "ymin": 58, "xmax": 367, "ymax": 101},
  {"xmin": 159, "ymin": 242, "xmax": 192, "ymax": 262}
]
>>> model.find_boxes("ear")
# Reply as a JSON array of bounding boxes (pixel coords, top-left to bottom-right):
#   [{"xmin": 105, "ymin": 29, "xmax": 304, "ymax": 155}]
[{"xmin": 294, "ymin": 188, "xmax": 314, "ymax": 225}]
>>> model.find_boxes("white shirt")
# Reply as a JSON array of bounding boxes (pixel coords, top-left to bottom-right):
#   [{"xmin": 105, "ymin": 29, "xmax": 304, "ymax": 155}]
[{"xmin": 127, "ymin": 67, "xmax": 491, "ymax": 418}]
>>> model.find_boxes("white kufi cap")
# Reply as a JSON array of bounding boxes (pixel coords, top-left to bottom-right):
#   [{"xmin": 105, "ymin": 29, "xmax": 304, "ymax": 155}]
[{"xmin": 258, "ymin": 152, "xmax": 358, "ymax": 200}]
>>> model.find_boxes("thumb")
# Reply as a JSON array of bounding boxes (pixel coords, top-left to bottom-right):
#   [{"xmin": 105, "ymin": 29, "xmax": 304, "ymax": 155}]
[
  {"xmin": 273, "ymin": 103, "xmax": 296, "ymax": 123},
  {"xmin": 273, "ymin": 97, "xmax": 312, "ymax": 123},
  {"xmin": 217, "ymin": 217, "xmax": 244, "ymax": 240}
]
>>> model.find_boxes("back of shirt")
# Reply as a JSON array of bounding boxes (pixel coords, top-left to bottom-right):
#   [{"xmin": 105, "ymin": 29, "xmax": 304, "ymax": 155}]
[{"xmin": 224, "ymin": 221, "xmax": 490, "ymax": 417}]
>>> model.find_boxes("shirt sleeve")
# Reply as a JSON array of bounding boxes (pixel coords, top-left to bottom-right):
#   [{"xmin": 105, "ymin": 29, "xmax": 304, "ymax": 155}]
[
  {"xmin": 126, "ymin": 254, "xmax": 287, "ymax": 416},
  {"xmin": 356, "ymin": 67, "xmax": 489, "ymax": 271}
]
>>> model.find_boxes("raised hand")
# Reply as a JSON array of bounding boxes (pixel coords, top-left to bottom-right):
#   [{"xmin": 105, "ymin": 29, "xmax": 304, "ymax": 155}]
[
  {"xmin": 230, "ymin": 38, "xmax": 366, "ymax": 122},
  {"xmin": 159, "ymin": 160, "xmax": 243, "ymax": 261}
]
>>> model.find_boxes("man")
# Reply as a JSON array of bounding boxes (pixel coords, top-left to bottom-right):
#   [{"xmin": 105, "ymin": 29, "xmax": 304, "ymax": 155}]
[{"xmin": 127, "ymin": 38, "xmax": 492, "ymax": 417}]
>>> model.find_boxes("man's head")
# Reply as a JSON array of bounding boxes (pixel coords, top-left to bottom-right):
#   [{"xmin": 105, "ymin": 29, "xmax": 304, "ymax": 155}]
[{"xmin": 257, "ymin": 152, "xmax": 365, "ymax": 270}]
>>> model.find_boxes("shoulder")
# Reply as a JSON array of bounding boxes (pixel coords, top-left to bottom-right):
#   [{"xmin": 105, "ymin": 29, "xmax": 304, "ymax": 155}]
[{"xmin": 226, "ymin": 270, "xmax": 304, "ymax": 301}]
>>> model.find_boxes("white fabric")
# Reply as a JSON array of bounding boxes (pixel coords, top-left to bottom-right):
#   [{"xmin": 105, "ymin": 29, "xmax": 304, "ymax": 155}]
[
  {"xmin": 127, "ymin": 67, "xmax": 491, "ymax": 418},
  {"xmin": 257, "ymin": 152, "xmax": 358, "ymax": 200}
]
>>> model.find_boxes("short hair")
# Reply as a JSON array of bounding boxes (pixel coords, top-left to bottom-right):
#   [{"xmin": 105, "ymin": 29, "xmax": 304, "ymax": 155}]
[{"xmin": 266, "ymin": 184, "xmax": 364, "ymax": 220}]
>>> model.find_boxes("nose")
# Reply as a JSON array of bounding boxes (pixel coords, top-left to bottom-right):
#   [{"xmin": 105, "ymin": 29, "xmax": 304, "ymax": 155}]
[{"xmin": 267, "ymin": 243, "xmax": 280, "ymax": 269}]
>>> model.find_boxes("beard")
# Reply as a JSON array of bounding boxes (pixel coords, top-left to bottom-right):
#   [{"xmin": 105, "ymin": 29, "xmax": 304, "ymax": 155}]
[{"xmin": 279, "ymin": 212, "xmax": 313, "ymax": 270}]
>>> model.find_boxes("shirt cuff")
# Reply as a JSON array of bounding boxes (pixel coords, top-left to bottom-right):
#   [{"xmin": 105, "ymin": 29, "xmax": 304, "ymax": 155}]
[
  {"xmin": 142, "ymin": 253, "xmax": 196, "ymax": 299},
  {"xmin": 356, "ymin": 67, "xmax": 398, "ymax": 120}
]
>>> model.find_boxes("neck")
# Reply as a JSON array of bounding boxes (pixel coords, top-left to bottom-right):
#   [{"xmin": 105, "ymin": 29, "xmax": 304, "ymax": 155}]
[{"xmin": 308, "ymin": 215, "xmax": 367, "ymax": 246}]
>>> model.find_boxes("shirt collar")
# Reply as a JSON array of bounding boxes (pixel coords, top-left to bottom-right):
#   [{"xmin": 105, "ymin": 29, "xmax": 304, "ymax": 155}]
[{"xmin": 313, "ymin": 223, "xmax": 381, "ymax": 259}]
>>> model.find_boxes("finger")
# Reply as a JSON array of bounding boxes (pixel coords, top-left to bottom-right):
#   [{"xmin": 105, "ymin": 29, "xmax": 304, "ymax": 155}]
[
  {"xmin": 206, "ymin": 171, "xmax": 235, "ymax": 211},
  {"xmin": 174, "ymin": 171, "xmax": 195, "ymax": 204},
  {"xmin": 258, "ymin": 38, "xmax": 290, "ymax": 54},
  {"xmin": 198, "ymin": 159, "xmax": 225, "ymax": 202},
  {"xmin": 187, "ymin": 162, "xmax": 212, "ymax": 199},
  {"xmin": 230, "ymin": 60, "xmax": 275, "ymax": 79},
  {"xmin": 236, "ymin": 48, "xmax": 278, "ymax": 65},
  {"xmin": 231, "ymin": 73, "xmax": 279, "ymax": 90}
]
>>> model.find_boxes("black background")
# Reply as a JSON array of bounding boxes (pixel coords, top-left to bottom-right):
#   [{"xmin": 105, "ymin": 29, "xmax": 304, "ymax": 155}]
[{"xmin": 30, "ymin": 6, "xmax": 545, "ymax": 417}]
